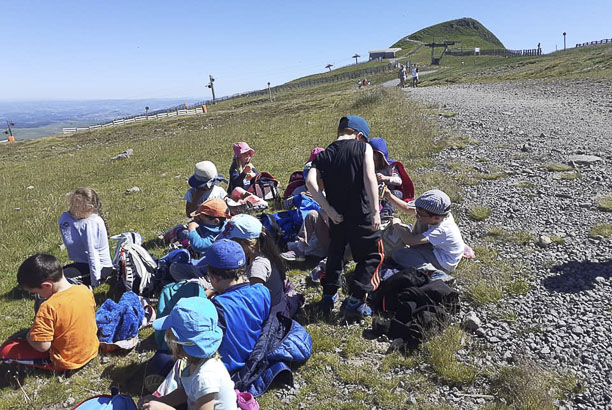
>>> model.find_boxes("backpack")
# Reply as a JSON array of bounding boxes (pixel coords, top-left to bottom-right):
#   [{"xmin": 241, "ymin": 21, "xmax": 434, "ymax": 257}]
[
  {"xmin": 111, "ymin": 232, "xmax": 158, "ymax": 295},
  {"xmin": 155, "ymin": 280, "xmax": 208, "ymax": 352},
  {"xmin": 282, "ymin": 170, "xmax": 305, "ymax": 200},
  {"xmin": 248, "ymin": 171, "xmax": 279, "ymax": 201}
]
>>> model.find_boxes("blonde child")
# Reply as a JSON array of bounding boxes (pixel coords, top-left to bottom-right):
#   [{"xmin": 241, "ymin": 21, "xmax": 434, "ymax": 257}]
[{"xmin": 59, "ymin": 187, "xmax": 113, "ymax": 287}]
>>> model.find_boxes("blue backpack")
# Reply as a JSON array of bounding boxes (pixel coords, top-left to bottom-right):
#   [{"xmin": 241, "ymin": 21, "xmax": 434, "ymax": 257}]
[{"xmin": 72, "ymin": 388, "xmax": 136, "ymax": 409}]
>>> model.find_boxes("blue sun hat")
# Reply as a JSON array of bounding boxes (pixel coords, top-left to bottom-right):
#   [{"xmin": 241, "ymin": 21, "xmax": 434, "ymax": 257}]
[
  {"xmin": 153, "ymin": 297, "xmax": 223, "ymax": 359},
  {"xmin": 369, "ymin": 137, "xmax": 395, "ymax": 166},
  {"xmin": 218, "ymin": 214, "xmax": 262, "ymax": 240},
  {"xmin": 188, "ymin": 161, "xmax": 227, "ymax": 189}
]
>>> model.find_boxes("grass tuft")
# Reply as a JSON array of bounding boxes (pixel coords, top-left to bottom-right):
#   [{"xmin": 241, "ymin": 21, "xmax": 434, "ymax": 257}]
[
  {"xmin": 424, "ymin": 325, "xmax": 476, "ymax": 384},
  {"xmin": 542, "ymin": 163, "xmax": 573, "ymax": 172},
  {"xmin": 597, "ymin": 196, "xmax": 612, "ymax": 212},
  {"xmin": 589, "ymin": 223, "xmax": 612, "ymax": 238},
  {"xmin": 469, "ymin": 206, "xmax": 492, "ymax": 221}
]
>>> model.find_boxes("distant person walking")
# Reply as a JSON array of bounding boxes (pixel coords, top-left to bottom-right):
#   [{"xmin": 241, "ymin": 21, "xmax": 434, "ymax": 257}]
[
  {"xmin": 398, "ymin": 64, "xmax": 407, "ymax": 88},
  {"xmin": 411, "ymin": 65, "xmax": 419, "ymax": 88}
]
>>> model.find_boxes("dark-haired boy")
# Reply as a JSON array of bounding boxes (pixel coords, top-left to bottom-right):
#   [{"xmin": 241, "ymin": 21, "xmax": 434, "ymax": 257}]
[
  {"xmin": 205, "ymin": 239, "xmax": 270, "ymax": 373},
  {"xmin": 0, "ymin": 254, "xmax": 98, "ymax": 371},
  {"xmin": 306, "ymin": 115, "xmax": 383, "ymax": 320}
]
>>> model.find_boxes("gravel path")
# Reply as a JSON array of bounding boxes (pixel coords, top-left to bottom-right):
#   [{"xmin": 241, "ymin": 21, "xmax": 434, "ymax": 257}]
[{"xmin": 403, "ymin": 79, "xmax": 612, "ymax": 409}]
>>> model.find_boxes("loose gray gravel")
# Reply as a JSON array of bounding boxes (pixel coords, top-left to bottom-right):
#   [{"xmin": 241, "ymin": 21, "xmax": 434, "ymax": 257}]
[{"xmin": 403, "ymin": 79, "xmax": 612, "ymax": 409}]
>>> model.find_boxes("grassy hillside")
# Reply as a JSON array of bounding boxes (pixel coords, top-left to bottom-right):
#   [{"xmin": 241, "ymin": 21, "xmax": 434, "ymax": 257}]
[{"xmin": 393, "ymin": 17, "xmax": 505, "ymax": 50}]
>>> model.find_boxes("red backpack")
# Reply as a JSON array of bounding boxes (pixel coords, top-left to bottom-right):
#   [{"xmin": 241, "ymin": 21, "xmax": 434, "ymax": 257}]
[
  {"xmin": 283, "ymin": 170, "xmax": 305, "ymax": 199},
  {"xmin": 391, "ymin": 161, "xmax": 415, "ymax": 202},
  {"xmin": 248, "ymin": 171, "xmax": 280, "ymax": 201}
]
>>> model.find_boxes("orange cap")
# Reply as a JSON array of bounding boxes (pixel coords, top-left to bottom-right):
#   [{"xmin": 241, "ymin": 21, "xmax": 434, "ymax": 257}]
[{"xmin": 190, "ymin": 198, "xmax": 231, "ymax": 219}]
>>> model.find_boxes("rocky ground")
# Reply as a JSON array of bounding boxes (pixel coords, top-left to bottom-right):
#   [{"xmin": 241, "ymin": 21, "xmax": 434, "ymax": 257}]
[{"xmin": 403, "ymin": 79, "xmax": 612, "ymax": 409}]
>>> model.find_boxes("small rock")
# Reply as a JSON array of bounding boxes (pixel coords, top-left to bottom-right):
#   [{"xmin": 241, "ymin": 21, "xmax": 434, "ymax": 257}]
[
  {"xmin": 463, "ymin": 312, "xmax": 481, "ymax": 332},
  {"xmin": 111, "ymin": 148, "xmax": 134, "ymax": 160},
  {"xmin": 594, "ymin": 276, "xmax": 606, "ymax": 284},
  {"xmin": 101, "ymin": 356, "xmax": 110, "ymax": 364},
  {"xmin": 27, "ymin": 185, "xmax": 34, "ymax": 190},
  {"xmin": 538, "ymin": 235, "xmax": 552, "ymax": 248},
  {"xmin": 125, "ymin": 186, "xmax": 141, "ymax": 194},
  {"xmin": 14, "ymin": 208, "xmax": 21, "ymax": 211},
  {"xmin": 541, "ymin": 346, "xmax": 551, "ymax": 354},
  {"xmin": 60, "ymin": 244, "xmax": 66, "ymax": 251},
  {"xmin": 161, "ymin": 173, "xmax": 167, "ymax": 178},
  {"xmin": 567, "ymin": 154, "xmax": 602, "ymax": 164}
]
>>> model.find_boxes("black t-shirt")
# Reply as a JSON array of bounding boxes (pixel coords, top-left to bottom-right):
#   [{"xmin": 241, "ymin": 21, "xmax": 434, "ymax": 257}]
[{"xmin": 312, "ymin": 139, "xmax": 372, "ymax": 223}]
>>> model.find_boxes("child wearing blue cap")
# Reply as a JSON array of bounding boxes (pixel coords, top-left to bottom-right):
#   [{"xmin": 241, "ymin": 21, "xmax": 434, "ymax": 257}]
[
  {"xmin": 306, "ymin": 115, "xmax": 383, "ymax": 320},
  {"xmin": 205, "ymin": 239, "xmax": 271, "ymax": 373},
  {"xmin": 141, "ymin": 297, "xmax": 237, "ymax": 410}
]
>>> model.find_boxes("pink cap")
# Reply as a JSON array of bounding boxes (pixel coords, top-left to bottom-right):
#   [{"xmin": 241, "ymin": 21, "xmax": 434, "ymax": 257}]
[
  {"xmin": 233, "ymin": 142, "xmax": 254, "ymax": 159},
  {"xmin": 308, "ymin": 147, "xmax": 324, "ymax": 163}
]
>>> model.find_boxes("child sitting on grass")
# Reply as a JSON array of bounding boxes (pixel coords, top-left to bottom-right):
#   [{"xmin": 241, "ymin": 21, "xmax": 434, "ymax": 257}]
[
  {"xmin": 206, "ymin": 239, "xmax": 270, "ymax": 373},
  {"xmin": 0, "ymin": 254, "xmax": 98, "ymax": 372},
  {"xmin": 384, "ymin": 189, "xmax": 465, "ymax": 274},
  {"xmin": 185, "ymin": 161, "xmax": 227, "ymax": 218},
  {"xmin": 167, "ymin": 198, "xmax": 230, "ymax": 282},
  {"xmin": 228, "ymin": 142, "xmax": 258, "ymax": 193},
  {"xmin": 140, "ymin": 297, "xmax": 237, "ymax": 410}
]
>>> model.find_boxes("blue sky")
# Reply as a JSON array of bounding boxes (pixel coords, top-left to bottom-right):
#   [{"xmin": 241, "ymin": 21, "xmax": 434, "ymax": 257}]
[{"xmin": 1, "ymin": 0, "xmax": 610, "ymax": 101}]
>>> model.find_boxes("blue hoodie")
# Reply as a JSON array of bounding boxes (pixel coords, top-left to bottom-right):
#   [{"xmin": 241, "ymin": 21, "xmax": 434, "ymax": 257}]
[{"xmin": 188, "ymin": 220, "xmax": 227, "ymax": 254}]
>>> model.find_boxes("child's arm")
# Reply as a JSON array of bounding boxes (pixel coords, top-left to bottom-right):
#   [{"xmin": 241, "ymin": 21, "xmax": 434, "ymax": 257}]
[
  {"xmin": 140, "ymin": 386, "xmax": 187, "ymax": 409},
  {"xmin": 362, "ymin": 144, "xmax": 381, "ymax": 231},
  {"xmin": 187, "ymin": 224, "xmax": 216, "ymax": 254},
  {"xmin": 306, "ymin": 167, "xmax": 343, "ymax": 224},
  {"xmin": 384, "ymin": 190, "xmax": 416, "ymax": 215},
  {"xmin": 396, "ymin": 228, "xmax": 429, "ymax": 247},
  {"xmin": 26, "ymin": 330, "xmax": 51, "ymax": 352},
  {"xmin": 192, "ymin": 393, "xmax": 215, "ymax": 410}
]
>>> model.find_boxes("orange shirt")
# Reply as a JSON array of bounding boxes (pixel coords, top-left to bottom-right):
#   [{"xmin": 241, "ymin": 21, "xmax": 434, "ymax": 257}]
[{"xmin": 29, "ymin": 284, "xmax": 99, "ymax": 370}]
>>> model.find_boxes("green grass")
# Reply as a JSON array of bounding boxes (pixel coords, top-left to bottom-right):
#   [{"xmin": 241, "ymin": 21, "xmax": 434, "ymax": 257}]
[
  {"xmin": 597, "ymin": 196, "xmax": 612, "ymax": 212},
  {"xmin": 557, "ymin": 171, "xmax": 581, "ymax": 180},
  {"xmin": 424, "ymin": 325, "xmax": 477, "ymax": 384},
  {"xmin": 589, "ymin": 223, "xmax": 612, "ymax": 238},
  {"xmin": 517, "ymin": 181, "xmax": 535, "ymax": 188},
  {"xmin": 469, "ymin": 206, "xmax": 492, "ymax": 221}
]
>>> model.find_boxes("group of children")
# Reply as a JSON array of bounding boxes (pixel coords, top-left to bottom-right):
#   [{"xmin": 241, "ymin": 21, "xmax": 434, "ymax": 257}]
[{"xmin": 1, "ymin": 115, "xmax": 466, "ymax": 409}]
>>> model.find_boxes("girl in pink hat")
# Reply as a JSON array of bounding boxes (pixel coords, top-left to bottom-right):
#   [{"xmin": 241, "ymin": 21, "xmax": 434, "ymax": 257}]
[{"xmin": 228, "ymin": 142, "xmax": 258, "ymax": 193}]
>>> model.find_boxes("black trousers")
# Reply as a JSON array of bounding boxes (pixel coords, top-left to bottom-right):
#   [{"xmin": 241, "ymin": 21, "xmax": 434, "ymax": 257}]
[{"xmin": 322, "ymin": 219, "xmax": 384, "ymax": 299}]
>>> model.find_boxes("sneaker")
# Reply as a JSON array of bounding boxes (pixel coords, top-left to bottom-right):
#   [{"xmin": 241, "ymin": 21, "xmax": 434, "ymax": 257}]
[
  {"xmin": 430, "ymin": 270, "xmax": 455, "ymax": 285},
  {"xmin": 280, "ymin": 250, "xmax": 305, "ymax": 262},
  {"xmin": 309, "ymin": 261, "xmax": 325, "ymax": 283},
  {"xmin": 318, "ymin": 293, "xmax": 338, "ymax": 316},
  {"xmin": 340, "ymin": 296, "xmax": 372, "ymax": 320}
]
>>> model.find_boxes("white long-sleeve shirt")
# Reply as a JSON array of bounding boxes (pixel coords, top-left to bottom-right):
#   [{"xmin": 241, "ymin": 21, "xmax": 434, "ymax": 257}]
[{"xmin": 59, "ymin": 212, "xmax": 112, "ymax": 285}]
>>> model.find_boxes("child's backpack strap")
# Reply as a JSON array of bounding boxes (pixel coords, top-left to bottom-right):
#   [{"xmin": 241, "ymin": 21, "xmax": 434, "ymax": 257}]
[{"xmin": 391, "ymin": 161, "xmax": 415, "ymax": 202}]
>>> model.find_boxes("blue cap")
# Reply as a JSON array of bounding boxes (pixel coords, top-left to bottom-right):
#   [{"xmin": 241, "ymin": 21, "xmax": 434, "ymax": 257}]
[
  {"xmin": 369, "ymin": 137, "xmax": 394, "ymax": 165},
  {"xmin": 338, "ymin": 115, "xmax": 370, "ymax": 141},
  {"xmin": 218, "ymin": 214, "xmax": 262, "ymax": 240},
  {"xmin": 153, "ymin": 297, "xmax": 223, "ymax": 359},
  {"xmin": 205, "ymin": 238, "xmax": 246, "ymax": 269}
]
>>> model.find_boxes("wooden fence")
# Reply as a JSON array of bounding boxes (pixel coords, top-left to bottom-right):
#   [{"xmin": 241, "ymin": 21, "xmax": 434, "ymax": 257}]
[
  {"xmin": 63, "ymin": 107, "xmax": 206, "ymax": 134},
  {"xmin": 446, "ymin": 48, "xmax": 542, "ymax": 57},
  {"xmin": 575, "ymin": 38, "xmax": 612, "ymax": 48}
]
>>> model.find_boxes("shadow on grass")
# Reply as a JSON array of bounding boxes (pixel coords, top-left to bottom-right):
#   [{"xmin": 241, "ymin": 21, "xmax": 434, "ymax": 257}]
[
  {"xmin": 542, "ymin": 260, "xmax": 612, "ymax": 293},
  {"xmin": 136, "ymin": 333, "xmax": 158, "ymax": 353},
  {"xmin": 101, "ymin": 361, "xmax": 149, "ymax": 397},
  {"xmin": 141, "ymin": 238, "xmax": 165, "ymax": 252},
  {"xmin": 0, "ymin": 286, "xmax": 29, "ymax": 302}
]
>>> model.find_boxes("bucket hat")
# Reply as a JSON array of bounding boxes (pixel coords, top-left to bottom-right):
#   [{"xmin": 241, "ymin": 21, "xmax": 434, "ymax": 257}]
[
  {"xmin": 233, "ymin": 142, "xmax": 255, "ymax": 159},
  {"xmin": 218, "ymin": 214, "xmax": 262, "ymax": 240},
  {"xmin": 190, "ymin": 198, "xmax": 231, "ymax": 219},
  {"xmin": 153, "ymin": 297, "xmax": 223, "ymax": 359},
  {"xmin": 188, "ymin": 161, "xmax": 226, "ymax": 189}
]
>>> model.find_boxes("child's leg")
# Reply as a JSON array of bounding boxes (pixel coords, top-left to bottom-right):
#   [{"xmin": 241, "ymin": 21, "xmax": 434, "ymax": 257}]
[
  {"xmin": 322, "ymin": 221, "xmax": 348, "ymax": 296},
  {"xmin": 63, "ymin": 263, "xmax": 91, "ymax": 286},
  {"xmin": 347, "ymin": 223, "xmax": 384, "ymax": 299},
  {"xmin": 392, "ymin": 244, "xmax": 444, "ymax": 272},
  {"xmin": 0, "ymin": 339, "xmax": 54, "ymax": 370}
]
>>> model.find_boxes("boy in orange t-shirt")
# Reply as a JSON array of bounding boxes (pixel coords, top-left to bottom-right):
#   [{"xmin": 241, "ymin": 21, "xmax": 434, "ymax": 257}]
[{"xmin": 0, "ymin": 254, "xmax": 99, "ymax": 371}]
